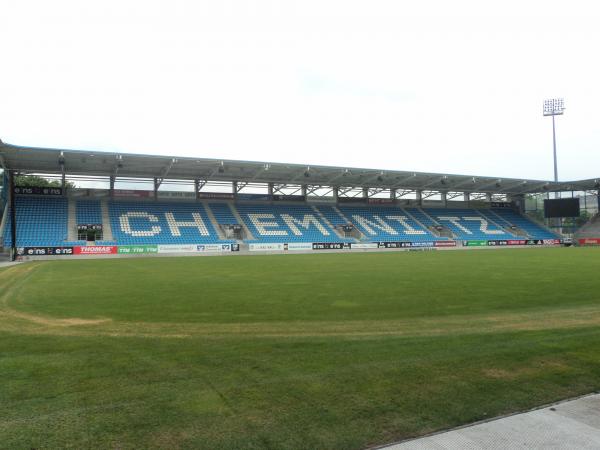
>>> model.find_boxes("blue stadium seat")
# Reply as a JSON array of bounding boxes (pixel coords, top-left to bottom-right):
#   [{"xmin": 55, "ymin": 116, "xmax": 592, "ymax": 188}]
[
  {"xmin": 1, "ymin": 197, "xmax": 560, "ymax": 247},
  {"xmin": 422, "ymin": 208, "xmax": 514, "ymax": 240},
  {"xmin": 208, "ymin": 203, "xmax": 238, "ymax": 225},
  {"xmin": 3, "ymin": 197, "xmax": 68, "ymax": 247},
  {"xmin": 491, "ymin": 208, "xmax": 559, "ymax": 239},
  {"xmin": 337, "ymin": 205, "xmax": 438, "ymax": 242},
  {"xmin": 236, "ymin": 203, "xmax": 350, "ymax": 242},
  {"xmin": 76, "ymin": 200, "xmax": 102, "ymax": 224},
  {"xmin": 109, "ymin": 201, "xmax": 235, "ymax": 245}
]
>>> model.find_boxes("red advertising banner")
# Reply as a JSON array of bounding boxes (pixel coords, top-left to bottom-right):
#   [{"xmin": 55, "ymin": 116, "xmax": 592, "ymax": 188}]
[
  {"xmin": 197, "ymin": 192, "xmax": 235, "ymax": 200},
  {"xmin": 507, "ymin": 240, "xmax": 527, "ymax": 245},
  {"xmin": 113, "ymin": 189, "xmax": 152, "ymax": 198},
  {"xmin": 74, "ymin": 246, "xmax": 118, "ymax": 255},
  {"xmin": 579, "ymin": 238, "xmax": 600, "ymax": 245},
  {"xmin": 367, "ymin": 198, "xmax": 394, "ymax": 204},
  {"xmin": 434, "ymin": 241, "xmax": 457, "ymax": 247}
]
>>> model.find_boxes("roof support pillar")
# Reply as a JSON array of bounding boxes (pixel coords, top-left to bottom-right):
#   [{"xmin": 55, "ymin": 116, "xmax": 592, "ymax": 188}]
[
  {"xmin": 232, "ymin": 181, "xmax": 238, "ymax": 196},
  {"xmin": 463, "ymin": 192, "xmax": 469, "ymax": 202},
  {"xmin": 486, "ymin": 192, "xmax": 492, "ymax": 202},
  {"xmin": 194, "ymin": 179, "xmax": 200, "ymax": 201},
  {"xmin": 333, "ymin": 187, "xmax": 339, "ymax": 202},
  {"xmin": 109, "ymin": 176, "xmax": 115, "ymax": 199},
  {"xmin": 301, "ymin": 184, "xmax": 307, "ymax": 197},
  {"xmin": 268, "ymin": 182, "xmax": 274, "ymax": 197},
  {"xmin": 441, "ymin": 191, "xmax": 447, "ymax": 208},
  {"xmin": 362, "ymin": 187, "xmax": 369, "ymax": 199},
  {"xmin": 390, "ymin": 188, "xmax": 396, "ymax": 201},
  {"xmin": 9, "ymin": 170, "xmax": 16, "ymax": 261},
  {"xmin": 153, "ymin": 177, "xmax": 159, "ymax": 200},
  {"xmin": 415, "ymin": 190, "xmax": 422, "ymax": 206}
]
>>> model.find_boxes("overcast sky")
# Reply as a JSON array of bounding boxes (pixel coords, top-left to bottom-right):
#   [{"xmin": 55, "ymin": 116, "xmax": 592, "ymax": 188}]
[{"xmin": 2, "ymin": 1, "xmax": 599, "ymax": 182}]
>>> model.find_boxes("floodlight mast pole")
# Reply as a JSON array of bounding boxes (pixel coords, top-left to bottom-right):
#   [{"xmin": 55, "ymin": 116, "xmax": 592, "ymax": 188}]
[
  {"xmin": 552, "ymin": 114, "xmax": 558, "ymax": 183},
  {"xmin": 543, "ymin": 98, "xmax": 565, "ymax": 233}
]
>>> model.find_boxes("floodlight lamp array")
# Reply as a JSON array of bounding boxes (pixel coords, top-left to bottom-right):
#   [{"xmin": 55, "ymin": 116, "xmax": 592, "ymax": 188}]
[{"xmin": 543, "ymin": 98, "xmax": 565, "ymax": 116}]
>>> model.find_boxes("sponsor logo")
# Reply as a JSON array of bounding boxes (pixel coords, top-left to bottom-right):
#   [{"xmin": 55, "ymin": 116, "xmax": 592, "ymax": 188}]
[
  {"xmin": 272, "ymin": 195, "xmax": 306, "ymax": 202},
  {"xmin": 579, "ymin": 238, "xmax": 600, "ymax": 245},
  {"xmin": 312, "ymin": 242, "xmax": 351, "ymax": 250},
  {"xmin": 196, "ymin": 244, "xmax": 231, "ymax": 252},
  {"xmin": 14, "ymin": 186, "xmax": 63, "ymax": 196},
  {"xmin": 377, "ymin": 242, "xmax": 408, "ymax": 248},
  {"xmin": 351, "ymin": 243, "xmax": 379, "ymax": 249},
  {"xmin": 249, "ymin": 243, "xmax": 285, "ymax": 251},
  {"xmin": 367, "ymin": 198, "xmax": 394, "ymax": 204},
  {"xmin": 196, "ymin": 192, "xmax": 235, "ymax": 200},
  {"xmin": 74, "ymin": 246, "xmax": 118, "ymax": 255},
  {"xmin": 113, "ymin": 189, "xmax": 152, "ymax": 198},
  {"xmin": 157, "ymin": 244, "xmax": 197, "ymax": 253},
  {"xmin": 463, "ymin": 240, "xmax": 488, "ymax": 247},
  {"xmin": 18, "ymin": 247, "xmax": 74, "ymax": 256},
  {"xmin": 434, "ymin": 241, "xmax": 457, "ymax": 247},
  {"xmin": 117, "ymin": 245, "xmax": 158, "ymax": 254},
  {"xmin": 285, "ymin": 243, "xmax": 314, "ymax": 251}
]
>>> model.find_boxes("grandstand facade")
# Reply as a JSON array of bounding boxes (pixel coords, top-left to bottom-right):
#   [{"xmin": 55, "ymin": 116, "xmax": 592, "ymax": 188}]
[{"xmin": 1, "ymin": 140, "xmax": 599, "ymax": 258}]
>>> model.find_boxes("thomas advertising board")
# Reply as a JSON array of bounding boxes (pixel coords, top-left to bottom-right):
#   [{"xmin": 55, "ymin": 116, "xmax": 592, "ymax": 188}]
[{"xmin": 74, "ymin": 246, "xmax": 118, "ymax": 255}]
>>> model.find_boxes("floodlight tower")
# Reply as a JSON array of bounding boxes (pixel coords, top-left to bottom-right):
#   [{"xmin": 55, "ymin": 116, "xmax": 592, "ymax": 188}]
[{"xmin": 543, "ymin": 98, "xmax": 565, "ymax": 183}]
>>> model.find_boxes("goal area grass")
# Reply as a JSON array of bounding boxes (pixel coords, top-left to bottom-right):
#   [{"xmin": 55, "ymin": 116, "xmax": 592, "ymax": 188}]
[{"xmin": 2, "ymin": 247, "xmax": 600, "ymax": 449}]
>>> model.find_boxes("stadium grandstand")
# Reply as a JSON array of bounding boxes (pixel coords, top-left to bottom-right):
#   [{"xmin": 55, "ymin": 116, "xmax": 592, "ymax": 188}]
[{"xmin": 1, "ymin": 139, "xmax": 599, "ymax": 258}]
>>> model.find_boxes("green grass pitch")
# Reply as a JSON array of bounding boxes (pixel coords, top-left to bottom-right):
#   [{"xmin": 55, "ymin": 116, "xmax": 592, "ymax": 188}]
[{"xmin": 2, "ymin": 247, "xmax": 600, "ymax": 449}]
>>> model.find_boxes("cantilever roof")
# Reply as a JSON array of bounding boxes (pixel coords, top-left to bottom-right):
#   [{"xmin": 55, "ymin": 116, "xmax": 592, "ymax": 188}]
[{"xmin": 0, "ymin": 140, "xmax": 598, "ymax": 194}]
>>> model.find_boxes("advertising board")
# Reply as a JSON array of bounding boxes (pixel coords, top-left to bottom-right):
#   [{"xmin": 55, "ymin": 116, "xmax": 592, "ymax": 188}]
[
  {"xmin": 237, "ymin": 194, "xmax": 272, "ymax": 201},
  {"xmin": 338, "ymin": 197, "xmax": 366, "ymax": 204},
  {"xmin": 17, "ymin": 247, "xmax": 73, "ymax": 256},
  {"xmin": 157, "ymin": 244, "xmax": 197, "ymax": 253},
  {"xmin": 249, "ymin": 243, "xmax": 284, "ymax": 251},
  {"xmin": 196, "ymin": 244, "xmax": 232, "ymax": 252},
  {"xmin": 157, "ymin": 191, "xmax": 196, "ymax": 199},
  {"xmin": 197, "ymin": 192, "xmax": 235, "ymax": 200},
  {"xmin": 463, "ymin": 240, "xmax": 488, "ymax": 247},
  {"xmin": 367, "ymin": 198, "xmax": 394, "ymax": 205},
  {"xmin": 113, "ymin": 189, "xmax": 152, "ymax": 198},
  {"xmin": 434, "ymin": 241, "xmax": 457, "ymax": 247},
  {"xmin": 272, "ymin": 195, "xmax": 305, "ymax": 202},
  {"xmin": 351, "ymin": 243, "xmax": 379, "ymax": 249},
  {"xmin": 74, "ymin": 246, "xmax": 118, "ymax": 255},
  {"xmin": 579, "ymin": 238, "xmax": 600, "ymax": 245},
  {"xmin": 312, "ymin": 242, "xmax": 351, "ymax": 250},
  {"xmin": 285, "ymin": 243, "xmax": 313, "ymax": 251},
  {"xmin": 377, "ymin": 242, "xmax": 408, "ymax": 248},
  {"xmin": 117, "ymin": 245, "xmax": 158, "ymax": 254},
  {"xmin": 14, "ymin": 186, "xmax": 63, "ymax": 196}
]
